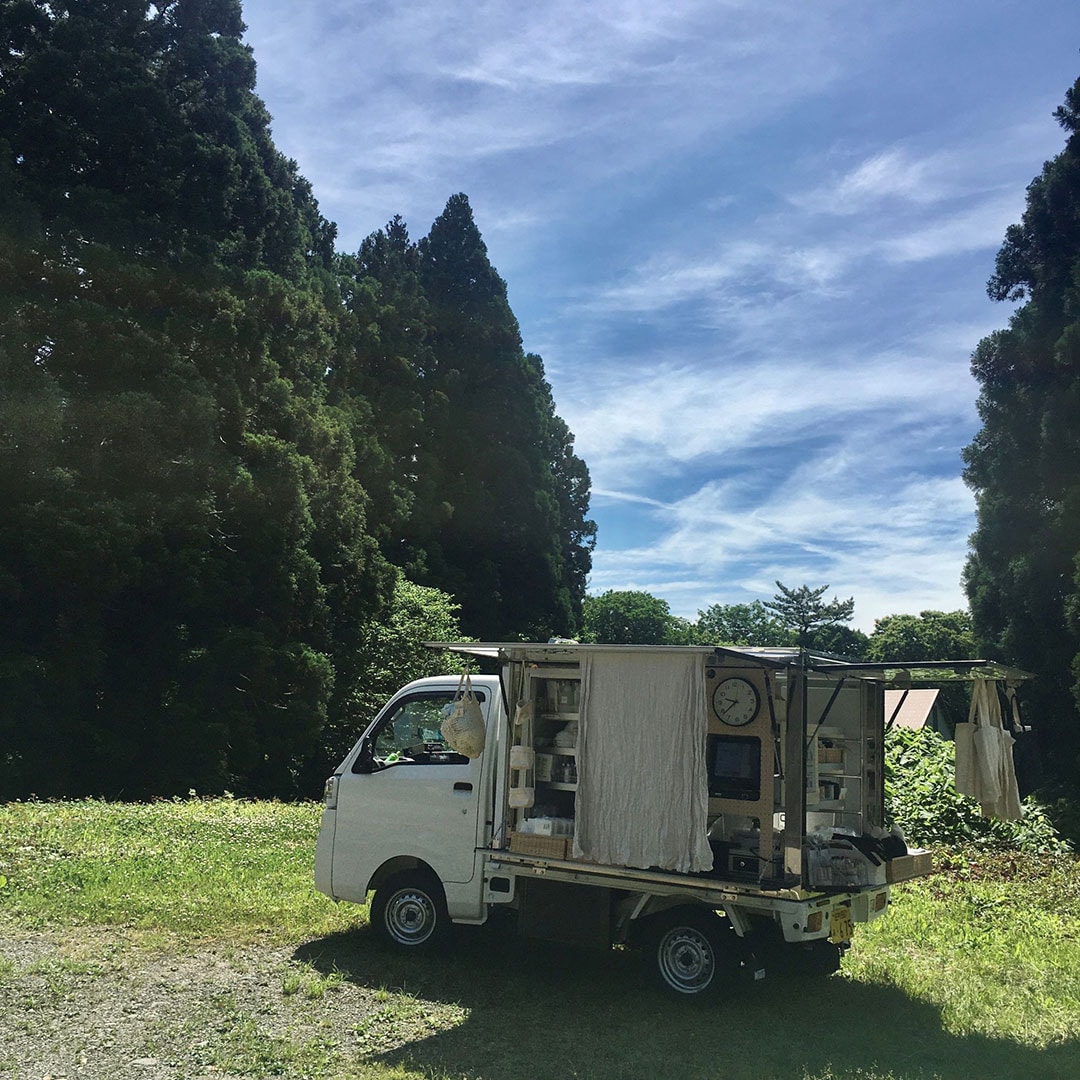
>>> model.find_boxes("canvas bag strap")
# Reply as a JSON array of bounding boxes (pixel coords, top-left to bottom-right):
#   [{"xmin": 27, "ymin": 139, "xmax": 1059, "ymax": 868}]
[{"xmin": 454, "ymin": 666, "xmax": 472, "ymax": 700}]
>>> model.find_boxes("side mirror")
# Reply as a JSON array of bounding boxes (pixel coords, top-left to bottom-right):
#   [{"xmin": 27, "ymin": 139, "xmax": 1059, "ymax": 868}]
[{"xmin": 353, "ymin": 738, "xmax": 376, "ymax": 774}]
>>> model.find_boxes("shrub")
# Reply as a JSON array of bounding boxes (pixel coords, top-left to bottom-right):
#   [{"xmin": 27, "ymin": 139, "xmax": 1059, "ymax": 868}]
[{"xmin": 883, "ymin": 726, "xmax": 1069, "ymax": 853}]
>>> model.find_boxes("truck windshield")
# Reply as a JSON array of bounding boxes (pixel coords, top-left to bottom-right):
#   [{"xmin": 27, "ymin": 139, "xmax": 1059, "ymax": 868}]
[{"xmin": 369, "ymin": 690, "xmax": 486, "ymax": 766}]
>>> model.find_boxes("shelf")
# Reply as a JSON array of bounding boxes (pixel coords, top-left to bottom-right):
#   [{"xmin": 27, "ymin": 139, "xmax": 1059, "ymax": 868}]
[
  {"xmin": 541, "ymin": 781, "xmax": 578, "ymax": 792},
  {"xmin": 530, "ymin": 667, "xmax": 580, "ymax": 681},
  {"xmin": 813, "ymin": 726, "xmax": 857, "ymax": 740},
  {"xmin": 541, "ymin": 712, "xmax": 579, "ymax": 722},
  {"xmin": 549, "ymin": 746, "xmax": 577, "ymax": 756}
]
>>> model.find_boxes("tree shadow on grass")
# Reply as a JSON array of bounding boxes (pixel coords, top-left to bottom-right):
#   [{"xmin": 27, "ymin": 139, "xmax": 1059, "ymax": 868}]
[{"xmin": 296, "ymin": 923, "xmax": 1078, "ymax": 1080}]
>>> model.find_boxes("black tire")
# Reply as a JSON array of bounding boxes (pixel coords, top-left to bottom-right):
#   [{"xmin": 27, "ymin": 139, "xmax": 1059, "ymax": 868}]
[
  {"xmin": 370, "ymin": 871, "xmax": 449, "ymax": 950},
  {"xmin": 647, "ymin": 907, "xmax": 739, "ymax": 998}
]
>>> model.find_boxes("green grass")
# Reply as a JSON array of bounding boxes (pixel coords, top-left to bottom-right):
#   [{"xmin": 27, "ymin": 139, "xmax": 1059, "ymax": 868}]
[
  {"xmin": 2, "ymin": 799, "xmax": 1079, "ymax": 1080},
  {"xmin": 0, "ymin": 797, "xmax": 356, "ymax": 941},
  {"xmin": 843, "ymin": 849, "xmax": 1080, "ymax": 1048}
]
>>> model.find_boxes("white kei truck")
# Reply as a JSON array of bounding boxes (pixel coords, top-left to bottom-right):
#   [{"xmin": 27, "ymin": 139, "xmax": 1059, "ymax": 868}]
[{"xmin": 315, "ymin": 642, "xmax": 1025, "ymax": 997}]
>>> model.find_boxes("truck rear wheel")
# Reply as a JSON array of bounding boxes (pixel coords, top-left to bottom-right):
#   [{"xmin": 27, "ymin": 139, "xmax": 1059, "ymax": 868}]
[
  {"xmin": 370, "ymin": 871, "xmax": 449, "ymax": 950},
  {"xmin": 647, "ymin": 907, "xmax": 739, "ymax": 998}
]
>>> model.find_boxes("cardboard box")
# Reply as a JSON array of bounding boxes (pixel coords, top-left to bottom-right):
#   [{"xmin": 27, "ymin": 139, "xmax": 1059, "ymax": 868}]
[
  {"xmin": 886, "ymin": 849, "xmax": 933, "ymax": 883},
  {"xmin": 818, "ymin": 746, "xmax": 844, "ymax": 764}
]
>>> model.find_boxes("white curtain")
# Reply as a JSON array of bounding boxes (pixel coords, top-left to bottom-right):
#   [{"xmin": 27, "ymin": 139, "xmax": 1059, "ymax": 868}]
[{"xmin": 572, "ymin": 650, "xmax": 713, "ymax": 873}]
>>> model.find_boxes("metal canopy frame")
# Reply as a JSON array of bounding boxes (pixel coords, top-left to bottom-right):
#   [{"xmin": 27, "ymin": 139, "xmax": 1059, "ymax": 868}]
[{"xmin": 427, "ymin": 642, "xmax": 1032, "ymax": 684}]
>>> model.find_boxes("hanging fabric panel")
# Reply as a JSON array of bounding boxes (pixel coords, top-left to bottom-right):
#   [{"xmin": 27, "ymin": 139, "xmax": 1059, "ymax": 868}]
[{"xmin": 572, "ymin": 650, "xmax": 713, "ymax": 873}]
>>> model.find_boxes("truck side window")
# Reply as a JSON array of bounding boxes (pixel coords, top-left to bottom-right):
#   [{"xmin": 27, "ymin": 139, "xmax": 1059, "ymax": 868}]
[{"xmin": 362, "ymin": 690, "xmax": 485, "ymax": 769}]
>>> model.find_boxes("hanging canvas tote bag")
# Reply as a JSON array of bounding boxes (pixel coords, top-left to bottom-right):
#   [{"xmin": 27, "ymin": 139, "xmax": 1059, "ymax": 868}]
[
  {"xmin": 954, "ymin": 679, "xmax": 988, "ymax": 798},
  {"xmin": 442, "ymin": 669, "xmax": 487, "ymax": 758}
]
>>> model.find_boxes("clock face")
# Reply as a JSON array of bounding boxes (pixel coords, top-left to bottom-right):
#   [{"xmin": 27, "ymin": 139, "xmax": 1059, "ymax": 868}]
[{"xmin": 712, "ymin": 676, "xmax": 760, "ymax": 727}]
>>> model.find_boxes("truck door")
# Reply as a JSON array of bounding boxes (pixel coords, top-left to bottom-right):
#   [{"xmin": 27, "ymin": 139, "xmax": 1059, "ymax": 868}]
[{"xmin": 331, "ymin": 686, "xmax": 490, "ymax": 901}]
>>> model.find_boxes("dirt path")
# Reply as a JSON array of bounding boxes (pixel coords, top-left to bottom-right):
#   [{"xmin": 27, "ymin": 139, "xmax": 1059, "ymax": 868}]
[{"xmin": 0, "ymin": 928, "xmax": 429, "ymax": 1079}]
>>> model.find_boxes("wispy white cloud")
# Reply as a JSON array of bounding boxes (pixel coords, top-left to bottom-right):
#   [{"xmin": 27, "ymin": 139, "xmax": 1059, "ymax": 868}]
[
  {"xmin": 588, "ymin": 463, "xmax": 975, "ymax": 631},
  {"xmin": 793, "ymin": 147, "xmax": 953, "ymax": 213},
  {"xmin": 244, "ymin": 0, "xmax": 875, "ymax": 247},
  {"xmin": 881, "ymin": 193, "xmax": 1025, "ymax": 263},
  {"xmin": 559, "ymin": 342, "xmax": 978, "ymax": 492},
  {"xmin": 588, "ymin": 237, "xmax": 856, "ymax": 317}
]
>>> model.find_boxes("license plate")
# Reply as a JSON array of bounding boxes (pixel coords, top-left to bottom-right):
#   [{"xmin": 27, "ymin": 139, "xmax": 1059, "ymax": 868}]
[{"xmin": 829, "ymin": 906, "xmax": 853, "ymax": 943}]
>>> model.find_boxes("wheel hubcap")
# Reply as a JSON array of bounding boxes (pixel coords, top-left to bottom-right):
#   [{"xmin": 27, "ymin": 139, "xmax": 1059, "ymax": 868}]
[
  {"xmin": 386, "ymin": 888, "xmax": 436, "ymax": 945},
  {"xmin": 659, "ymin": 926, "xmax": 715, "ymax": 993}
]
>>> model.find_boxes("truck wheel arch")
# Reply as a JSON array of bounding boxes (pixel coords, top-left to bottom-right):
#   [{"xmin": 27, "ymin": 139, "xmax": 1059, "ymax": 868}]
[
  {"xmin": 366, "ymin": 856, "xmax": 431, "ymax": 899},
  {"xmin": 643, "ymin": 905, "xmax": 745, "ymax": 998}
]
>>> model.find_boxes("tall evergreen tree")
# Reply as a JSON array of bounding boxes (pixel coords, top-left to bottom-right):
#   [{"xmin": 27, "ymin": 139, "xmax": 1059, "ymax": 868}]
[
  {"xmin": 332, "ymin": 216, "xmax": 436, "ymax": 552},
  {"xmin": 963, "ymin": 76, "xmax": 1080, "ymax": 786},
  {"xmin": 407, "ymin": 194, "xmax": 594, "ymax": 639},
  {"xmin": 0, "ymin": 0, "xmax": 391, "ymax": 798},
  {"xmin": 0, "ymin": 7, "xmax": 596, "ymax": 798}
]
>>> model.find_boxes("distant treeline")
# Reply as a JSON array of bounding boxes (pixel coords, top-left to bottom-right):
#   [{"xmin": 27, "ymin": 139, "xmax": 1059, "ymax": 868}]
[{"xmin": 0, "ymin": 1, "xmax": 595, "ymax": 799}]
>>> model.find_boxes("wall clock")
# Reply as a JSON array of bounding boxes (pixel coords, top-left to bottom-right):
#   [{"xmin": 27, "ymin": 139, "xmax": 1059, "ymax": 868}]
[{"xmin": 712, "ymin": 676, "xmax": 760, "ymax": 727}]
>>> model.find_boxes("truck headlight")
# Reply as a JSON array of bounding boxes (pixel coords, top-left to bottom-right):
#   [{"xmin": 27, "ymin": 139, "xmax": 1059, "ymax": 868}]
[{"xmin": 323, "ymin": 776, "xmax": 338, "ymax": 809}]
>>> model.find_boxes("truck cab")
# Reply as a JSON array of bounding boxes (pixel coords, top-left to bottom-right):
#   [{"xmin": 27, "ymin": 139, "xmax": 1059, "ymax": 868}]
[{"xmin": 316, "ymin": 674, "xmax": 506, "ymax": 933}]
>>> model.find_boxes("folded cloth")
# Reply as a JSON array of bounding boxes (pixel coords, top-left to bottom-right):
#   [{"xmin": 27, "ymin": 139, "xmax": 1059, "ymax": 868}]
[{"xmin": 554, "ymin": 720, "xmax": 578, "ymax": 747}]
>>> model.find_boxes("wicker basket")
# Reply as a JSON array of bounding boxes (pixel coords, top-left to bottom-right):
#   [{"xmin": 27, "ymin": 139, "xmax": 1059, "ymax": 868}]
[{"xmin": 509, "ymin": 831, "xmax": 570, "ymax": 859}]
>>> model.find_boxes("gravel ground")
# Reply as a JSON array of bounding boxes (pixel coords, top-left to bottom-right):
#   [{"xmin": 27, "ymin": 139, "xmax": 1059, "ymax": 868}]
[{"xmin": 0, "ymin": 927, "xmax": 456, "ymax": 1080}]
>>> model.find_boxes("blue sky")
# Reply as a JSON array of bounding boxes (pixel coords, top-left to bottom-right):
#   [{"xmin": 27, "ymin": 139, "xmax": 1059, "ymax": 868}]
[{"xmin": 241, "ymin": 0, "xmax": 1080, "ymax": 632}]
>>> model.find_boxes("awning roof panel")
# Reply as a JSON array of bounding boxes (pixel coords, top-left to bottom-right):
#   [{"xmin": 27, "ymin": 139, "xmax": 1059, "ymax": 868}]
[{"xmin": 425, "ymin": 642, "xmax": 1032, "ymax": 682}]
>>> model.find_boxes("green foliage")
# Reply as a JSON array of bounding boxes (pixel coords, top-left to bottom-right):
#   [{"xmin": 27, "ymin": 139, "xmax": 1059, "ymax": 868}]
[
  {"xmin": 581, "ymin": 589, "xmax": 674, "ymax": 644},
  {"xmin": 963, "ymin": 76, "xmax": 1080, "ymax": 786},
  {"xmin": 317, "ymin": 573, "xmax": 468, "ymax": 772},
  {"xmin": 884, "ymin": 726, "xmax": 1068, "ymax": 853},
  {"xmin": 763, "ymin": 581, "xmax": 856, "ymax": 648},
  {"xmin": 867, "ymin": 610, "xmax": 975, "ymax": 724},
  {"xmin": 867, "ymin": 610, "xmax": 975, "ymax": 662},
  {"xmin": 694, "ymin": 600, "xmax": 794, "ymax": 646},
  {"xmin": 811, "ymin": 623, "xmax": 869, "ymax": 659},
  {"xmin": 1033, "ymin": 778, "xmax": 1080, "ymax": 851}
]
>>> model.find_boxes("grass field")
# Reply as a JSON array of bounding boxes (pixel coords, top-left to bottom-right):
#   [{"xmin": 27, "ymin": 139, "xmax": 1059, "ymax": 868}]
[{"xmin": 1, "ymin": 799, "xmax": 1078, "ymax": 1079}]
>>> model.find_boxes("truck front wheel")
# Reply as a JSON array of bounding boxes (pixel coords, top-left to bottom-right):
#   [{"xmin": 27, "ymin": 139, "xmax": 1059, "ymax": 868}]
[
  {"xmin": 370, "ymin": 871, "xmax": 449, "ymax": 950},
  {"xmin": 648, "ymin": 907, "xmax": 738, "ymax": 997}
]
